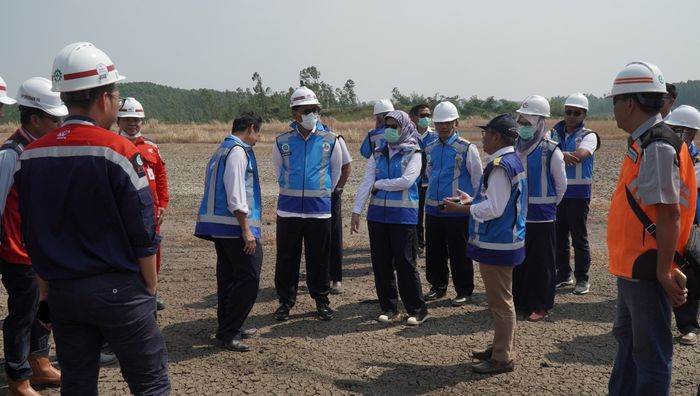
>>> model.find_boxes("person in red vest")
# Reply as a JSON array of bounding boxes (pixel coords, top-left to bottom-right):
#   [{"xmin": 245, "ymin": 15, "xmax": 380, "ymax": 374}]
[
  {"xmin": 117, "ymin": 97, "xmax": 170, "ymax": 310},
  {"xmin": 0, "ymin": 76, "xmax": 67, "ymax": 395}
]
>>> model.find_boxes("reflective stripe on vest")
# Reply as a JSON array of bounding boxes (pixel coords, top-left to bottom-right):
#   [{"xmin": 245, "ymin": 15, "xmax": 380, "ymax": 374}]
[
  {"xmin": 468, "ymin": 152, "xmax": 527, "ymax": 266},
  {"xmin": 194, "ymin": 135, "xmax": 262, "ymax": 239},
  {"xmin": 551, "ymin": 126, "xmax": 595, "ymax": 197},
  {"xmin": 424, "ymin": 133, "xmax": 475, "ymax": 217},
  {"xmin": 276, "ymin": 129, "xmax": 337, "ymax": 215},
  {"xmin": 607, "ymin": 124, "xmax": 697, "ymax": 279},
  {"xmin": 367, "ymin": 146, "xmax": 420, "ymax": 224},
  {"xmin": 526, "ymin": 140, "xmax": 558, "ymax": 221}
]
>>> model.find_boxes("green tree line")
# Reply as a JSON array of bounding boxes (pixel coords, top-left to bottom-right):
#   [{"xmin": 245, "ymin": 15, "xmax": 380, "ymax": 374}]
[{"xmin": 2, "ymin": 66, "xmax": 700, "ymax": 123}]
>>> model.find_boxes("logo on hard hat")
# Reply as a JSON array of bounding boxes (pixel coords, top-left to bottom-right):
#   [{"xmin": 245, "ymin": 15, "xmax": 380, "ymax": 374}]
[
  {"xmin": 96, "ymin": 64, "xmax": 109, "ymax": 83},
  {"xmin": 658, "ymin": 74, "xmax": 664, "ymax": 84},
  {"xmin": 522, "ymin": 102, "xmax": 529, "ymax": 108},
  {"xmin": 52, "ymin": 69, "xmax": 63, "ymax": 82}
]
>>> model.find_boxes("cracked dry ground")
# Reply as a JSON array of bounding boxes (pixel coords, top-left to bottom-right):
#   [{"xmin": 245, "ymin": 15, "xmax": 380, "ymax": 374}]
[{"xmin": 1, "ymin": 135, "xmax": 698, "ymax": 395}]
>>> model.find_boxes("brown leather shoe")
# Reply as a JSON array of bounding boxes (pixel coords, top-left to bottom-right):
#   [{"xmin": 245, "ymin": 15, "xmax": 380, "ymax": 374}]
[
  {"xmin": 470, "ymin": 345, "xmax": 493, "ymax": 361},
  {"xmin": 471, "ymin": 358, "xmax": 514, "ymax": 375},
  {"xmin": 6, "ymin": 376, "xmax": 41, "ymax": 396},
  {"xmin": 28, "ymin": 354, "xmax": 61, "ymax": 386}
]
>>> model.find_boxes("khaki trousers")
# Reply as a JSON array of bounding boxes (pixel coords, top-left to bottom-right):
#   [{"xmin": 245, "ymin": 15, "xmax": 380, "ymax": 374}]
[{"xmin": 479, "ymin": 263, "xmax": 516, "ymax": 362}]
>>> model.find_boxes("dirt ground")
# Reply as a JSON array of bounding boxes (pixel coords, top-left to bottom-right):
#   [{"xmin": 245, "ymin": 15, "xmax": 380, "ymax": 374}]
[{"xmin": 1, "ymin": 134, "xmax": 699, "ymax": 395}]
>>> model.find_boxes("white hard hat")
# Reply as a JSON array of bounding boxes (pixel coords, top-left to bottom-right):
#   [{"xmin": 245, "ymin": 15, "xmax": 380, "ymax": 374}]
[
  {"xmin": 289, "ymin": 86, "xmax": 320, "ymax": 108},
  {"xmin": 118, "ymin": 97, "xmax": 145, "ymax": 118},
  {"xmin": 373, "ymin": 99, "xmax": 394, "ymax": 115},
  {"xmin": 565, "ymin": 92, "xmax": 589, "ymax": 111},
  {"xmin": 51, "ymin": 42, "xmax": 126, "ymax": 93},
  {"xmin": 608, "ymin": 61, "xmax": 666, "ymax": 97},
  {"xmin": 0, "ymin": 76, "xmax": 17, "ymax": 105},
  {"xmin": 665, "ymin": 105, "xmax": 700, "ymax": 131},
  {"xmin": 16, "ymin": 77, "xmax": 68, "ymax": 117},
  {"xmin": 517, "ymin": 95, "xmax": 550, "ymax": 117},
  {"xmin": 433, "ymin": 101, "xmax": 459, "ymax": 122}
]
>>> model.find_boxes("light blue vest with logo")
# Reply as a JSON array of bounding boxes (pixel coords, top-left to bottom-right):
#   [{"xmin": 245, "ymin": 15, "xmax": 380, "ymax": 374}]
[
  {"xmin": 550, "ymin": 121, "xmax": 596, "ymax": 199},
  {"xmin": 195, "ymin": 135, "xmax": 262, "ymax": 239},
  {"xmin": 425, "ymin": 133, "xmax": 475, "ymax": 217},
  {"xmin": 526, "ymin": 140, "xmax": 560, "ymax": 221},
  {"xmin": 467, "ymin": 152, "xmax": 527, "ymax": 266},
  {"xmin": 367, "ymin": 145, "xmax": 420, "ymax": 224},
  {"xmin": 276, "ymin": 127, "xmax": 337, "ymax": 215},
  {"xmin": 360, "ymin": 126, "xmax": 385, "ymax": 159}
]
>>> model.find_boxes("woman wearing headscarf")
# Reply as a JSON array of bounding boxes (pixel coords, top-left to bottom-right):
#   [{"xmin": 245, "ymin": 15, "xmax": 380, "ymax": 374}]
[
  {"xmin": 351, "ymin": 110, "xmax": 429, "ymax": 326},
  {"xmin": 512, "ymin": 95, "xmax": 567, "ymax": 321}
]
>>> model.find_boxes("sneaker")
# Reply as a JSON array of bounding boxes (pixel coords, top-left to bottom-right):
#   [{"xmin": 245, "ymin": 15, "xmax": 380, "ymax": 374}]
[
  {"xmin": 377, "ymin": 311, "xmax": 401, "ymax": 323},
  {"xmin": 423, "ymin": 289, "xmax": 447, "ymax": 301},
  {"xmin": 417, "ymin": 246, "xmax": 425, "ymax": 258},
  {"xmin": 680, "ymin": 332, "xmax": 698, "ymax": 345},
  {"xmin": 573, "ymin": 281, "xmax": 590, "ymax": 295},
  {"xmin": 451, "ymin": 295, "xmax": 471, "ymax": 307},
  {"xmin": 330, "ymin": 281, "xmax": 343, "ymax": 295},
  {"xmin": 406, "ymin": 311, "xmax": 429, "ymax": 326},
  {"xmin": 316, "ymin": 303, "xmax": 334, "ymax": 321},
  {"xmin": 555, "ymin": 277, "xmax": 574, "ymax": 288},
  {"xmin": 274, "ymin": 304, "xmax": 291, "ymax": 321}
]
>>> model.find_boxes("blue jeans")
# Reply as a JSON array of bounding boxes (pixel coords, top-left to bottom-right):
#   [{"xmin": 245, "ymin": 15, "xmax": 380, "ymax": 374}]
[{"xmin": 609, "ymin": 277, "xmax": 672, "ymax": 396}]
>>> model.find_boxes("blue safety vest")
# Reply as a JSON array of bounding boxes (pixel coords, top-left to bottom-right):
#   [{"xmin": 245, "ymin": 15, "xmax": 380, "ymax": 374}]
[
  {"xmin": 418, "ymin": 130, "xmax": 439, "ymax": 187},
  {"xmin": 195, "ymin": 135, "xmax": 262, "ymax": 239},
  {"xmin": 367, "ymin": 145, "xmax": 420, "ymax": 224},
  {"xmin": 526, "ymin": 139, "xmax": 560, "ymax": 221},
  {"xmin": 360, "ymin": 126, "xmax": 385, "ymax": 159},
  {"xmin": 425, "ymin": 133, "xmax": 475, "ymax": 217},
  {"xmin": 550, "ymin": 121, "xmax": 596, "ymax": 199},
  {"xmin": 276, "ymin": 127, "xmax": 337, "ymax": 215},
  {"xmin": 467, "ymin": 151, "xmax": 527, "ymax": 266}
]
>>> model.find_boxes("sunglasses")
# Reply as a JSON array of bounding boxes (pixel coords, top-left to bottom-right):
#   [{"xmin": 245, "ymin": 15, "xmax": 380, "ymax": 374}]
[
  {"xmin": 565, "ymin": 109, "xmax": 583, "ymax": 117},
  {"xmin": 41, "ymin": 114, "xmax": 62, "ymax": 124},
  {"xmin": 299, "ymin": 107, "xmax": 320, "ymax": 115}
]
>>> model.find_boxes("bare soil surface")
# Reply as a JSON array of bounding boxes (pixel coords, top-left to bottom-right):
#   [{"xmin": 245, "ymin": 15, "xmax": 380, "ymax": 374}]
[{"xmin": 1, "ymin": 134, "xmax": 698, "ymax": 395}]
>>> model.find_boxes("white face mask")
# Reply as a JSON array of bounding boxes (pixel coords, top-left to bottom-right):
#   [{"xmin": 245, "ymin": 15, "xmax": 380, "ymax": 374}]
[{"xmin": 300, "ymin": 112, "xmax": 318, "ymax": 130}]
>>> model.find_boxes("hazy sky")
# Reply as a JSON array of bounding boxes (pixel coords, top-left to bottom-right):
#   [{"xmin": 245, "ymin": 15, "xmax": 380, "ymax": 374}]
[{"xmin": 4, "ymin": 0, "xmax": 700, "ymax": 102}]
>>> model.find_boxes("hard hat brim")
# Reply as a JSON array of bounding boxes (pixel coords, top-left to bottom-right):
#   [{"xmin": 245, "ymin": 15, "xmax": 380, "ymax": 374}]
[
  {"xmin": 0, "ymin": 97, "xmax": 17, "ymax": 105},
  {"xmin": 45, "ymin": 105, "xmax": 69, "ymax": 117}
]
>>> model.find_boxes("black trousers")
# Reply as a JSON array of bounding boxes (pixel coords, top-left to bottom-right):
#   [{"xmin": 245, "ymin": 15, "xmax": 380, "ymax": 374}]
[
  {"xmin": 330, "ymin": 191, "xmax": 343, "ymax": 282},
  {"xmin": 555, "ymin": 198, "xmax": 591, "ymax": 283},
  {"xmin": 1, "ymin": 262, "xmax": 50, "ymax": 381},
  {"xmin": 513, "ymin": 222, "xmax": 557, "ymax": 313},
  {"xmin": 214, "ymin": 238, "xmax": 262, "ymax": 342},
  {"xmin": 367, "ymin": 221, "xmax": 427, "ymax": 316},
  {"xmin": 416, "ymin": 186, "xmax": 428, "ymax": 249},
  {"xmin": 49, "ymin": 272, "xmax": 170, "ymax": 396},
  {"xmin": 425, "ymin": 215, "xmax": 474, "ymax": 296},
  {"xmin": 673, "ymin": 298, "xmax": 700, "ymax": 334},
  {"xmin": 275, "ymin": 216, "xmax": 331, "ymax": 307}
]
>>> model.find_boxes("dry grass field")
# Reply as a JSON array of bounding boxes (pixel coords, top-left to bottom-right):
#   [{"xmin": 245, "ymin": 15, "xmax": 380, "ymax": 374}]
[{"xmin": 0, "ymin": 118, "xmax": 697, "ymax": 395}]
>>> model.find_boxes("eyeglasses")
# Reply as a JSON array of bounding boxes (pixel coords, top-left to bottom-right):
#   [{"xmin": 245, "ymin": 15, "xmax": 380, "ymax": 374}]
[
  {"xmin": 107, "ymin": 93, "xmax": 125, "ymax": 107},
  {"xmin": 565, "ymin": 109, "xmax": 583, "ymax": 117},
  {"xmin": 299, "ymin": 107, "xmax": 320, "ymax": 115}
]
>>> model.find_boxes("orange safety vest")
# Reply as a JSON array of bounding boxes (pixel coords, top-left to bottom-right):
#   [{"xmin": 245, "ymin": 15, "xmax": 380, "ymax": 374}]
[{"xmin": 608, "ymin": 124, "xmax": 697, "ymax": 279}]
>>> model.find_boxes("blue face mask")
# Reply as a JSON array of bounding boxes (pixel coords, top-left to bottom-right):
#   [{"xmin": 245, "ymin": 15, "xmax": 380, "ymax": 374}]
[
  {"xmin": 384, "ymin": 127, "xmax": 400, "ymax": 143},
  {"xmin": 517, "ymin": 125, "xmax": 535, "ymax": 140},
  {"xmin": 418, "ymin": 117, "xmax": 431, "ymax": 129}
]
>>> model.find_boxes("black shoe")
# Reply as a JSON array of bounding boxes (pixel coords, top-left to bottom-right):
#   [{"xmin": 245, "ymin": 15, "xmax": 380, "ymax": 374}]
[
  {"xmin": 470, "ymin": 345, "xmax": 493, "ymax": 361},
  {"xmin": 156, "ymin": 298, "xmax": 165, "ymax": 311},
  {"xmin": 316, "ymin": 304, "xmax": 334, "ymax": 321},
  {"xmin": 471, "ymin": 358, "xmax": 514, "ymax": 374},
  {"xmin": 241, "ymin": 328, "xmax": 257, "ymax": 339},
  {"xmin": 220, "ymin": 339, "xmax": 251, "ymax": 352},
  {"xmin": 274, "ymin": 304, "xmax": 291, "ymax": 321},
  {"xmin": 99, "ymin": 352, "xmax": 118, "ymax": 366},
  {"xmin": 424, "ymin": 289, "xmax": 447, "ymax": 301}
]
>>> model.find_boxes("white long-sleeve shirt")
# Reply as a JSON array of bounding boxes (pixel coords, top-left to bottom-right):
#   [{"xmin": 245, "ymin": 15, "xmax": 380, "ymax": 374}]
[
  {"xmin": 470, "ymin": 146, "xmax": 517, "ymax": 223},
  {"xmin": 352, "ymin": 148, "xmax": 421, "ymax": 215},
  {"xmin": 272, "ymin": 127, "xmax": 343, "ymax": 219},
  {"xmin": 222, "ymin": 145, "xmax": 249, "ymax": 215}
]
